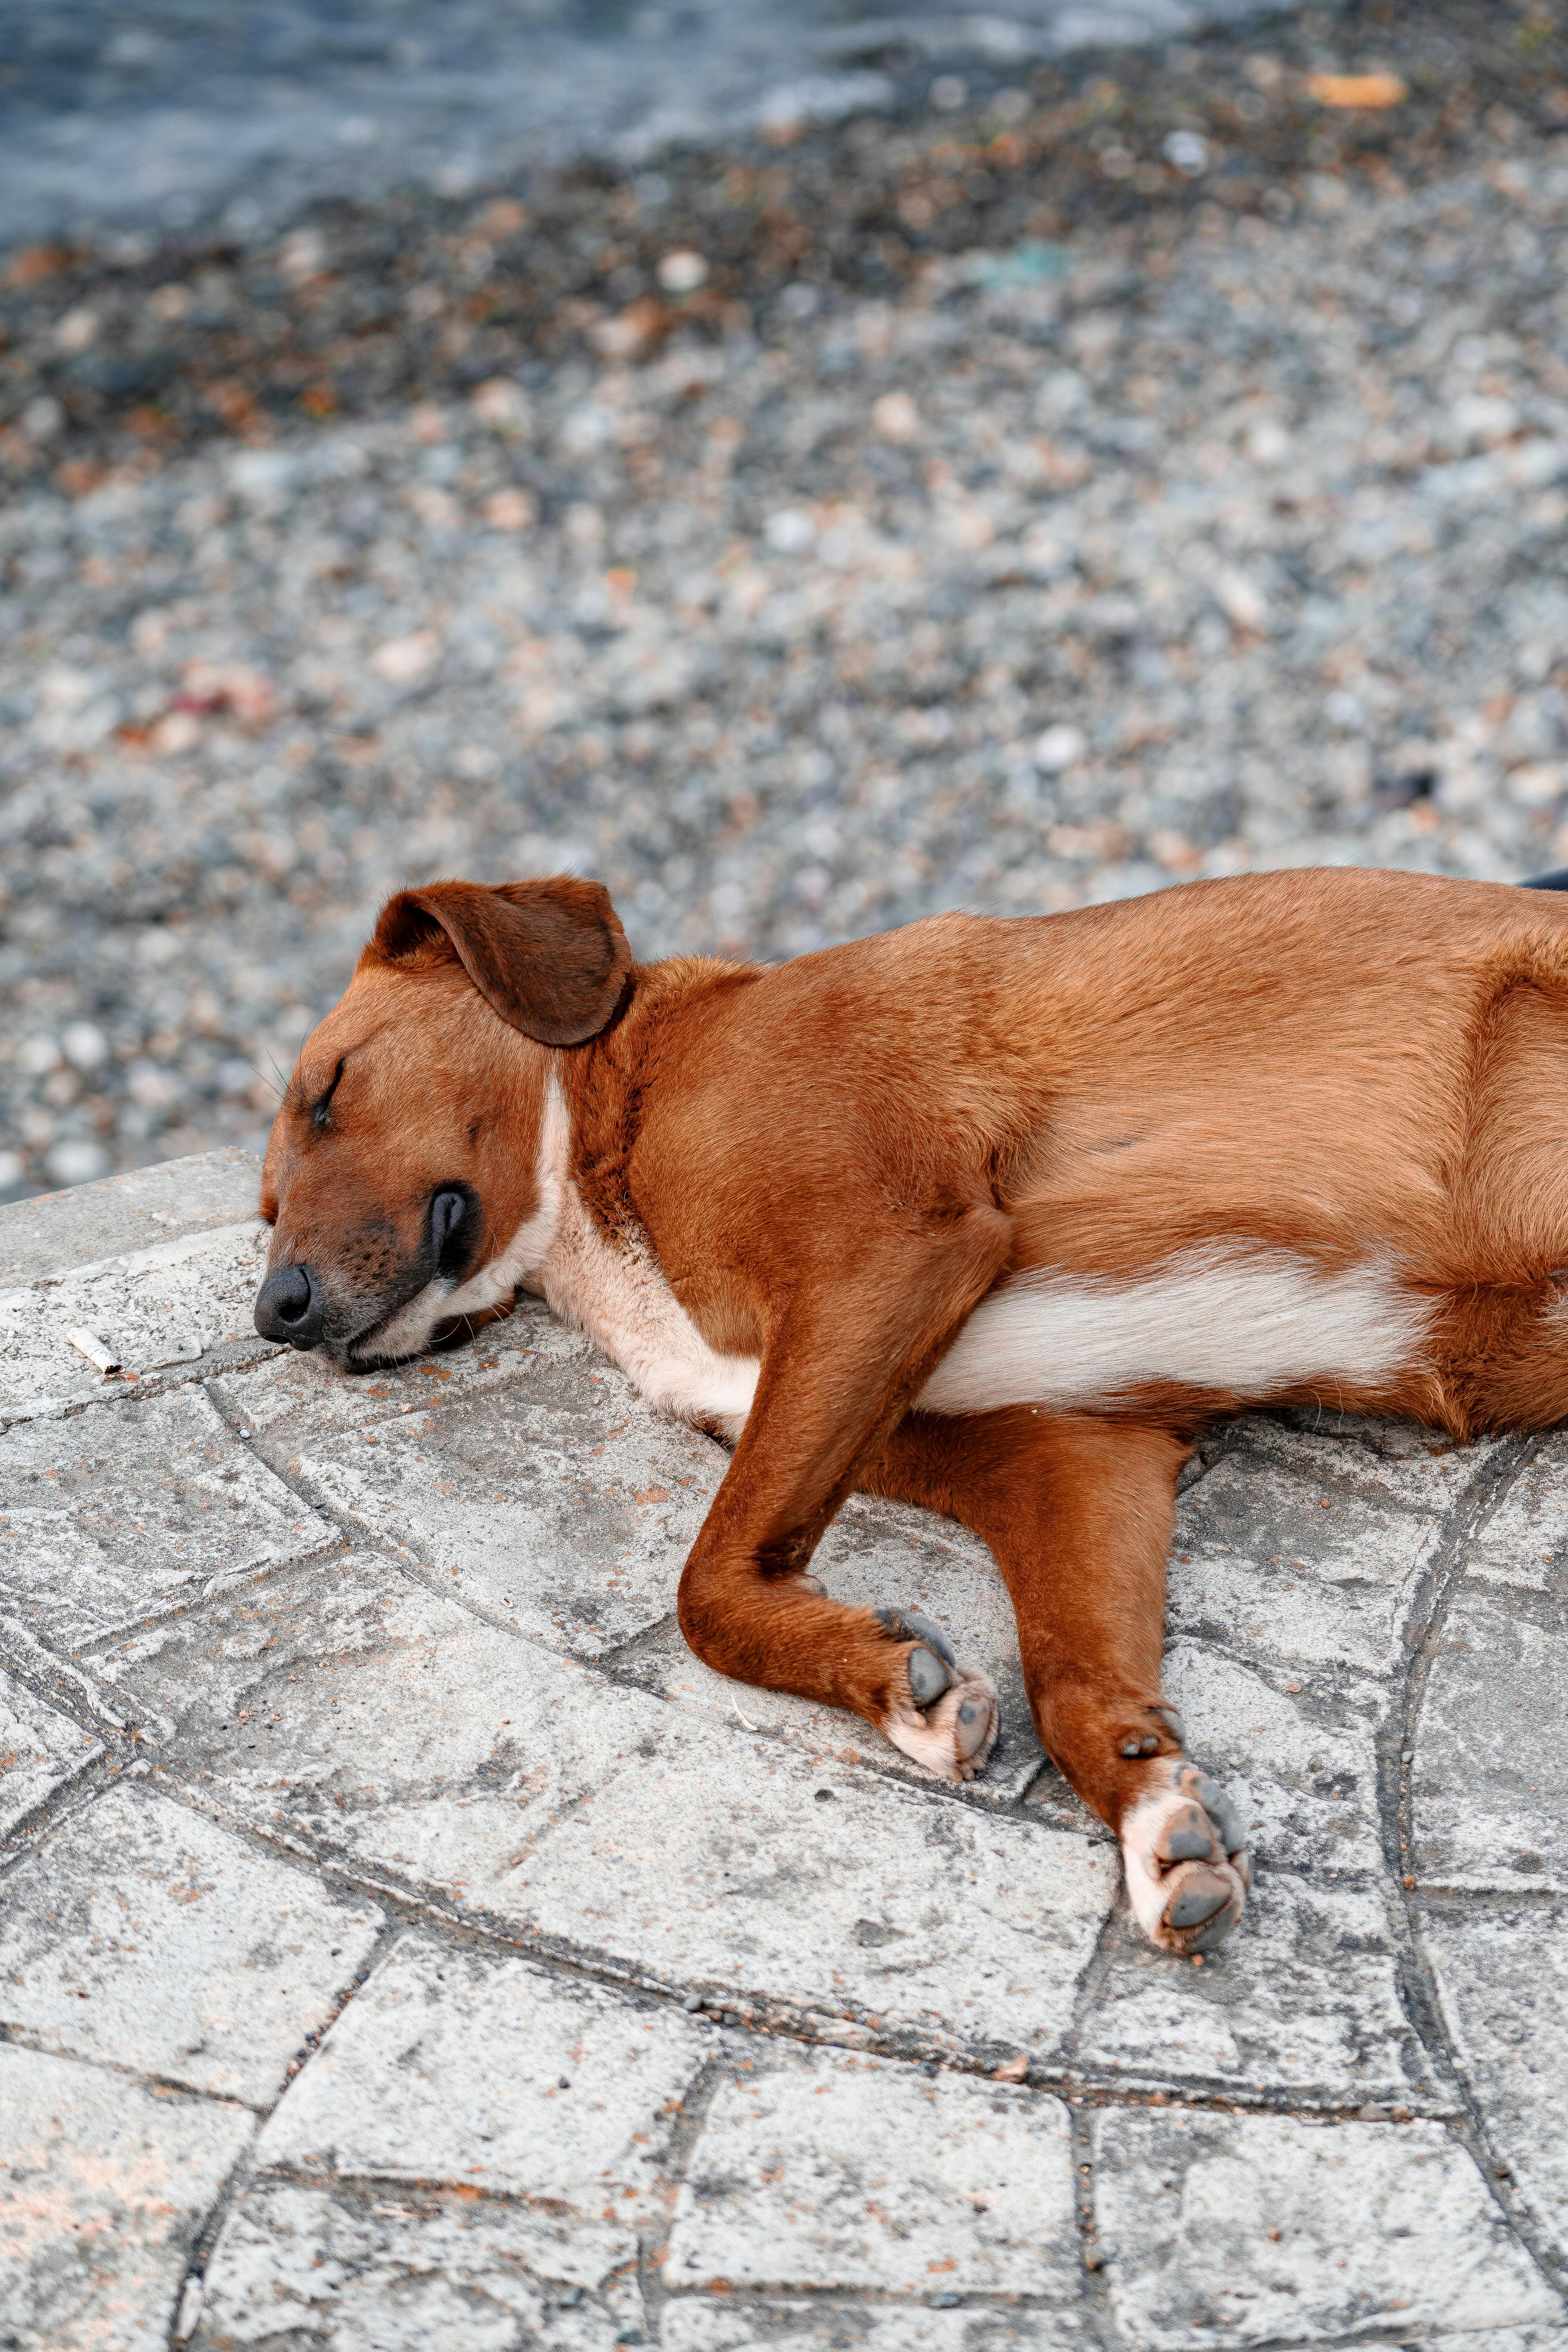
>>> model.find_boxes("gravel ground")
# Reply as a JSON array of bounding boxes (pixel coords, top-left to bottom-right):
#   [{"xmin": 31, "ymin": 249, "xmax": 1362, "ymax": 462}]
[
  {"xmin": 2, "ymin": 0, "xmax": 1566, "ymax": 1198},
  {"xmin": 2, "ymin": 0, "xmax": 1327, "ymax": 258}
]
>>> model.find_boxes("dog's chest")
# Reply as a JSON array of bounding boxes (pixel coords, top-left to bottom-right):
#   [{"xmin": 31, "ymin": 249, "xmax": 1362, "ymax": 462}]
[{"xmin": 531, "ymin": 1158, "xmax": 759, "ymax": 1437}]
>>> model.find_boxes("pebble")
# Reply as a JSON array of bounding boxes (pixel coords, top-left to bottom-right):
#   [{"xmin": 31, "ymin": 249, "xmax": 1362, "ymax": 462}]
[{"xmin": 1, "ymin": 3, "xmax": 1565, "ymax": 1197}]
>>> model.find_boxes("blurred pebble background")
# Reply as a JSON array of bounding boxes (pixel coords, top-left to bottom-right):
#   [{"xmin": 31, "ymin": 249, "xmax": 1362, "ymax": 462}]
[{"xmin": 1, "ymin": 1, "xmax": 1564, "ymax": 1199}]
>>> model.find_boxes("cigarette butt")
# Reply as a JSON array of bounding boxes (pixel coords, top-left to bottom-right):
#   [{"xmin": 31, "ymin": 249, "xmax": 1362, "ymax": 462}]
[{"xmin": 66, "ymin": 1327, "xmax": 123, "ymax": 1375}]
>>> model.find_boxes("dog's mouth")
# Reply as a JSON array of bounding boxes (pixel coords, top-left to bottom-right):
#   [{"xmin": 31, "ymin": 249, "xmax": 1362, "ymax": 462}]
[{"xmin": 257, "ymin": 1183, "xmax": 484, "ymax": 1369}]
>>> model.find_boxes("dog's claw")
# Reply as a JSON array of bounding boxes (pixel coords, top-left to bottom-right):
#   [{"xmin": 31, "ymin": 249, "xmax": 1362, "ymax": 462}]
[{"xmin": 907, "ymin": 1646, "xmax": 953, "ymax": 1708}]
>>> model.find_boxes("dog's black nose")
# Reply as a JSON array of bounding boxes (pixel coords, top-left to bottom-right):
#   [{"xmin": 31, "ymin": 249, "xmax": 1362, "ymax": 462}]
[{"xmin": 255, "ymin": 1263, "xmax": 325, "ymax": 1348}]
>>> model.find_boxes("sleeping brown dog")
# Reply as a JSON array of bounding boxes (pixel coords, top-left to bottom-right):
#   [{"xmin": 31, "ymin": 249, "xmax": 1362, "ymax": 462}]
[{"xmin": 255, "ymin": 864, "xmax": 1568, "ymax": 1957}]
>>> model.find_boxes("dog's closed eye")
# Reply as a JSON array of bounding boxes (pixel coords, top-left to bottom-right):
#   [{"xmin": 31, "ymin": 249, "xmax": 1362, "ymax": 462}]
[{"xmin": 310, "ymin": 1058, "xmax": 347, "ymax": 1133}]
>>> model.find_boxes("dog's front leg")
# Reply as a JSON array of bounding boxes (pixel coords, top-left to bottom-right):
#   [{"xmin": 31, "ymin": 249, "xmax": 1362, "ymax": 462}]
[
  {"xmin": 865, "ymin": 1408, "xmax": 1251, "ymax": 1955},
  {"xmin": 675, "ymin": 1201, "xmax": 1011, "ymax": 1782}
]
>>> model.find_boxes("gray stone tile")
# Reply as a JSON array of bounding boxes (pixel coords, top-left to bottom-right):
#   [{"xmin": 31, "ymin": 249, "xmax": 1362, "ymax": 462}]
[
  {"xmin": 0, "ymin": 1217, "xmax": 281, "ymax": 1426},
  {"xmin": 0, "ymin": 2043, "xmax": 255, "ymax": 2352},
  {"xmin": 662, "ymin": 2310, "xmax": 1087, "ymax": 2352},
  {"xmin": 1412, "ymin": 1586, "xmax": 1568, "ymax": 1893},
  {"xmin": 0, "ymin": 1781, "xmax": 382, "ymax": 2105},
  {"xmin": 1160, "ymin": 1638, "xmax": 1385, "ymax": 1878},
  {"xmin": 1074, "ymin": 1873, "xmax": 1432, "ymax": 2103},
  {"xmin": 289, "ymin": 1347, "xmax": 727, "ymax": 1659},
  {"xmin": 1425, "ymin": 1904, "xmax": 1568, "ymax": 2261},
  {"xmin": 1091, "ymin": 2108, "xmax": 1559, "ymax": 2345},
  {"xmin": 1169, "ymin": 1451, "xmax": 1441, "ymax": 1680},
  {"xmin": 667, "ymin": 2047, "xmax": 1077, "ymax": 2298},
  {"xmin": 211, "ymin": 1290, "xmax": 588, "ymax": 1452},
  {"xmin": 627, "ymin": 1488, "xmax": 1046, "ymax": 1805},
  {"xmin": 0, "ymin": 1664, "xmax": 102, "ymax": 1837},
  {"xmin": 194, "ymin": 2181, "xmax": 645, "ymax": 2351},
  {"xmin": 1467, "ymin": 1437, "xmax": 1568, "ymax": 1590},
  {"xmin": 255, "ymin": 1932, "xmax": 704, "ymax": 2288},
  {"xmin": 109, "ymin": 1555, "xmax": 1116, "ymax": 2058},
  {"xmin": 1229, "ymin": 1412, "xmax": 1496, "ymax": 1517},
  {"xmin": 0, "ymin": 1147, "xmax": 260, "ymax": 1289},
  {"xmin": 227, "ymin": 1323, "xmax": 1045, "ymax": 1795},
  {"xmin": 0, "ymin": 1385, "xmax": 333, "ymax": 1653}
]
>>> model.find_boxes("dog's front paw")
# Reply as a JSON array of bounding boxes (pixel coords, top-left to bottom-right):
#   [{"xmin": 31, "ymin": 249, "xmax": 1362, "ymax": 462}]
[
  {"xmin": 1120, "ymin": 1759, "xmax": 1251, "ymax": 1956},
  {"xmin": 876, "ymin": 1607, "xmax": 999, "ymax": 1783}
]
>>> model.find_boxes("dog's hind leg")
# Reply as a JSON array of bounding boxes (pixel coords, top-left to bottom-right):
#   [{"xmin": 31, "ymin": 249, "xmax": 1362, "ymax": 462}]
[
  {"xmin": 863, "ymin": 1407, "xmax": 1250, "ymax": 1955},
  {"xmin": 674, "ymin": 1199, "xmax": 1012, "ymax": 1784}
]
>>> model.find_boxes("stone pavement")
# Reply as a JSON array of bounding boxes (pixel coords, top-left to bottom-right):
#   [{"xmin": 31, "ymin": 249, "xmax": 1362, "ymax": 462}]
[{"xmin": 1, "ymin": 1152, "xmax": 1566, "ymax": 2351}]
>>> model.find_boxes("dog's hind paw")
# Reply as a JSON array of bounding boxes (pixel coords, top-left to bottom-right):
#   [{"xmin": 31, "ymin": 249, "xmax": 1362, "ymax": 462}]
[
  {"xmin": 876, "ymin": 1607, "xmax": 1000, "ymax": 1783},
  {"xmin": 1120, "ymin": 1759, "xmax": 1251, "ymax": 1956}
]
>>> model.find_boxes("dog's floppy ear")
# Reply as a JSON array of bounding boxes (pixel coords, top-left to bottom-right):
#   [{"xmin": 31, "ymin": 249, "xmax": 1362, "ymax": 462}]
[{"xmin": 367, "ymin": 877, "xmax": 631, "ymax": 1045}]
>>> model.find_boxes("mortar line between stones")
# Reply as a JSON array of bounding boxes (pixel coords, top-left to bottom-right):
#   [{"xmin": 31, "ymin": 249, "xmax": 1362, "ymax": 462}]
[
  {"xmin": 0, "ymin": 2024, "xmax": 264, "ymax": 2119},
  {"xmin": 163, "ymin": 1911, "xmax": 410, "ymax": 2351},
  {"xmin": 122, "ymin": 1758, "xmax": 1464, "ymax": 2125},
  {"xmin": 1065, "ymin": 2097, "xmax": 1116, "ymax": 2337},
  {"xmin": 0, "ymin": 1751, "xmax": 131, "ymax": 1874},
  {"xmin": 638, "ymin": 2049, "xmax": 730, "ymax": 2338},
  {"xmin": 1377, "ymin": 1430, "xmax": 1568, "ymax": 2302}
]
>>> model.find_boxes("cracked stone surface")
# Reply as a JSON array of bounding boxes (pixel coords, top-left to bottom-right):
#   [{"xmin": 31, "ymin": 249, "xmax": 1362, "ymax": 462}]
[
  {"xmin": 1093, "ymin": 2106, "xmax": 1561, "ymax": 2344},
  {"xmin": 0, "ymin": 1665, "xmax": 101, "ymax": 1838},
  {"xmin": 3, "ymin": 1154, "xmax": 1568, "ymax": 2348},
  {"xmin": 0, "ymin": 1781, "xmax": 383, "ymax": 2104},
  {"xmin": 0, "ymin": 2044, "xmax": 256, "ymax": 2352}
]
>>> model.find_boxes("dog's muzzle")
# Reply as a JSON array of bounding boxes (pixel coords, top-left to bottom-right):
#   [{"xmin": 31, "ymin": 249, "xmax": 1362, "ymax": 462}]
[{"xmin": 255, "ymin": 1263, "xmax": 326, "ymax": 1349}]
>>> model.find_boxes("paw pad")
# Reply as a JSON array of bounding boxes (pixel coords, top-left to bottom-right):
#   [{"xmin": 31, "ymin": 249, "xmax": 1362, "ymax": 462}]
[
  {"xmin": 1121, "ymin": 1758, "xmax": 1252, "ymax": 1957},
  {"xmin": 876, "ymin": 1604, "xmax": 999, "ymax": 1784}
]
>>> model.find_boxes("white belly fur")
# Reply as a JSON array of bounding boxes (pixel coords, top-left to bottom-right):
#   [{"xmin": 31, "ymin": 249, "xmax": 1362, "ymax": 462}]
[
  {"xmin": 483, "ymin": 1089, "xmax": 1429, "ymax": 1428},
  {"xmin": 917, "ymin": 1244, "xmax": 1431, "ymax": 1414}
]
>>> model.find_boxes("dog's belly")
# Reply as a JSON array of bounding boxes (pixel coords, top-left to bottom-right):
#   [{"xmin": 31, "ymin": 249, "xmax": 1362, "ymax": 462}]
[
  {"xmin": 917, "ymin": 1244, "xmax": 1432, "ymax": 1415},
  {"xmin": 560, "ymin": 1237, "xmax": 1429, "ymax": 1432}
]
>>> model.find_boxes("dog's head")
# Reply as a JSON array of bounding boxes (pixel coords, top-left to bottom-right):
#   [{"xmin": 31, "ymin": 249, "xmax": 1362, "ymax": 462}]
[{"xmin": 254, "ymin": 876, "xmax": 629, "ymax": 1369}]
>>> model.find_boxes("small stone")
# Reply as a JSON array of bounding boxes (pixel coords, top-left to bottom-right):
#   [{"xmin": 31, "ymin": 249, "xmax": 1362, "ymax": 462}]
[
  {"xmin": 1033, "ymin": 724, "xmax": 1086, "ymax": 775},
  {"xmin": 371, "ymin": 632, "xmax": 440, "ymax": 685},
  {"xmin": 1162, "ymin": 130, "xmax": 1209, "ymax": 175},
  {"xmin": 871, "ymin": 391, "xmax": 920, "ymax": 443},
  {"xmin": 657, "ymin": 249, "xmax": 708, "ymax": 294}
]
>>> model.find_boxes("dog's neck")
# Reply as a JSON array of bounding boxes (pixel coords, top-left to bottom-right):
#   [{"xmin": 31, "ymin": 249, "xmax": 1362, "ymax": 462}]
[{"xmin": 442, "ymin": 963, "xmax": 763, "ymax": 1434}]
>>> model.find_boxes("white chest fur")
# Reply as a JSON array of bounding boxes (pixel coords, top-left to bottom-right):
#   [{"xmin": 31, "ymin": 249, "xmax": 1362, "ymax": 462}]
[{"xmin": 519, "ymin": 1078, "xmax": 760, "ymax": 1437}]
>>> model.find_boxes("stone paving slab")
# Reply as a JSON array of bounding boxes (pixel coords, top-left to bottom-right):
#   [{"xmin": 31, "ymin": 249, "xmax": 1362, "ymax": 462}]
[
  {"xmin": 0, "ymin": 1216, "xmax": 278, "ymax": 1428},
  {"xmin": 665, "ymin": 2049, "xmax": 1076, "ymax": 2299},
  {"xmin": 1466, "ymin": 1434, "xmax": 1568, "ymax": 1592},
  {"xmin": 252, "ymin": 1932, "xmax": 704, "ymax": 2285},
  {"xmin": 0, "ymin": 1781, "xmax": 383, "ymax": 2105},
  {"xmin": 1091, "ymin": 2107, "xmax": 1560, "ymax": 2345},
  {"xmin": 1425, "ymin": 1904, "xmax": 1568, "ymax": 2265},
  {"xmin": 0, "ymin": 1383, "xmax": 333, "ymax": 1654},
  {"xmin": 1413, "ymin": 1583, "xmax": 1568, "ymax": 1895},
  {"xmin": 0, "ymin": 1149, "xmax": 260, "ymax": 1290},
  {"xmin": 1072, "ymin": 1873, "xmax": 1430, "ymax": 2106},
  {"xmin": 3, "ymin": 1154, "xmax": 1568, "ymax": 2346},
  {"xmin": 1167, "ymin": 1453, "xmax": 1443, "ymax": 1682},
  {"xmin": 0, "ymin": 2043, "xmax": 255, "ymax": 2352},
  {"xmin": 1156, "ymin": 1638, "xmax": 1384, "ymax": 1878},
  {"xmin": 195, "ymin": 2182, "xmax": 646, "ymax": 2352}
]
